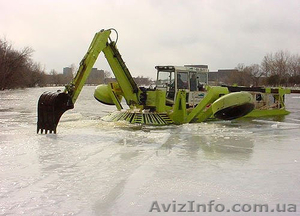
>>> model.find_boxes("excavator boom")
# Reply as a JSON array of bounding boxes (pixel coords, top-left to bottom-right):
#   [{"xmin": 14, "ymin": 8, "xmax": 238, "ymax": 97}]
[{"xmin": 37, "ymin": 29, "xmax": 140, "ymax": 133}]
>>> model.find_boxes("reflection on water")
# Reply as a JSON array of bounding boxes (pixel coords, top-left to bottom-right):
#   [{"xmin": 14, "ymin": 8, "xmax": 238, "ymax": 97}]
[
  {"xmin": 154, "ymin": 123, "xmax": 254, "ymax": 161},
  {"xmin": 1, "ymin": 87, "xmax": 300, "ymax": 215}
]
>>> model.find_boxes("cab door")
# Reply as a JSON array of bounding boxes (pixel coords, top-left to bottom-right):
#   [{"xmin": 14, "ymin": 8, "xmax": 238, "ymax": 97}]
[
  {"xmin": 156, "ymin": 70, "xmax": 175, "ymax": 100},
  {"xmin": 188, "ymin": 71, "xmax": 207, "ymax": 107}
]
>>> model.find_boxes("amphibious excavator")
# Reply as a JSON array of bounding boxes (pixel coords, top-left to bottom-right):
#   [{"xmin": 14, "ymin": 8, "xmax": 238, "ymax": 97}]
[{"xmin": 37, "ymin": 29, "xmax": 298, "ymax": 134}]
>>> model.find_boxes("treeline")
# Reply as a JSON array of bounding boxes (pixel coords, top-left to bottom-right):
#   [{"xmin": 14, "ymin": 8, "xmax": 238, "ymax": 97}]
[
  {"xmin": 0, "ymin": 39, "xmax": 153, "ymax": 90},
  {"xmin": 228, "ymin": 51, "xmax": 300, "ymax": 86},
  {"xmin": 133, "ymin": 76, "xmax": 153, "ymax": 86},
  {"xmin": 0, "ymin": 39, "xmax": 46, "ymax": 90},
  {"xmin": 0, "ymin": 39, "xmax": 81, "ymax": 89},
  {"xmin": 45, "ymin": 69, "xmax": 74, "ymax": 86},
  {"xmin": 3, "ymin": 38, "xmax": 298, "ymax": 90}
]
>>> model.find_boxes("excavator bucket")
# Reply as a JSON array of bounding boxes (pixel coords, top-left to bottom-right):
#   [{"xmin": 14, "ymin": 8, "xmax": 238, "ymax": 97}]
[{"xmin": 37, "ymin": 91, "xmax": 74, "ymax": 134}]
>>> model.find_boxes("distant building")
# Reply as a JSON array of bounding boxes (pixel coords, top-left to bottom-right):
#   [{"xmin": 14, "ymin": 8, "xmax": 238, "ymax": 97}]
[
  {"xmin": 63, "ymin": 67, "xmax": 73, "ymax": 78},
  {"xmin": 103, "ymin": 77, "xmax": 153, "ymax": 86},
  {"xmin": 217, "ymin": 69, "xmax": 239, "ymax": 82},
  {"xmin": 208, "ymin": 69, "xmax": 238, "ymax": 85},
  {"xmin": 86, "ymin": 68, "xmax": 105, "ymax": 84},
  {"xmin": 104, "ymin": 77, "xmax": 117, "ymax": 84},
  {"xmin": 62, "ymin": 67, "xmax": 105, "ymax": 85},
  {"xmin": 208, "ymin": 71, "xmax": 219, "ymax": 85}
]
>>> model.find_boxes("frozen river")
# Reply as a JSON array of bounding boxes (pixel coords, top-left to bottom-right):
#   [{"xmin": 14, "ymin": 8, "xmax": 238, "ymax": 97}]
[{"xmin": 1, "ymin": 86, "xmax": 300, "ymax": 215}]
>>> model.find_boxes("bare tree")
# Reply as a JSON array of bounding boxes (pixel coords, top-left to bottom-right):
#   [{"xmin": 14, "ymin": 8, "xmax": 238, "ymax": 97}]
[
  {"xmin": 244, "ymin": 64, "xmax": 263, "ymax": 86},
  {"xmin": 289, "ymin": 54, "xmax": 300, "ymax": 76},
  {"xmin": 104, "ymin": 70, "xmax": 111, "ymax": 78},
  {"xmin": 235, "ymin": 63, "xmax": 246, "ymax": 72},
  {"xmin": 261, "ymin": 53, "xmax": 275, "ymax": 77},
  {"xmin": 0, "ymin": 38, "xmax": 34, "ymax": 89},
  {"xmin": 274, "ymin": 51, "xmax": 290, "ymax": 78},
  {"xmin": 232, "ymin": 64, "xmax": 253, "ymax": 86},
  {"xmin": 261, "ymin": 51, "xmax": 292, "ymax": 86},
  {"xmin": 287, "ymin": 54, "xmax": 300, "ymax": 85},
  {"xmin": 27, "ymin": 62, "xmax": 46, "ymax": 87},
  {"xmin": 70, "ymin": 63, "xmax": 77, "ymax": 78}
]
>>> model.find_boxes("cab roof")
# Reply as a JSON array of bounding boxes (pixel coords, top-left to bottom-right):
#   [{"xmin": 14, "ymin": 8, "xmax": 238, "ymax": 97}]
[{"xmin": 155, "ymin": 65, "xmax": 208, "ymax": 73}]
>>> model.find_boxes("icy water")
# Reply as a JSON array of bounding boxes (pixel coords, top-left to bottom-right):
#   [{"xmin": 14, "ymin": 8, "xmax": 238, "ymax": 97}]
[{"xmin": 1, "ymin": 86, "xmax": 300, "ymax": 216}]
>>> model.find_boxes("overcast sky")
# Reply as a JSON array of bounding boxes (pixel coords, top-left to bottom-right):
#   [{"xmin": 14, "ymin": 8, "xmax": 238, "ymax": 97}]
[{"xmin": 1, "ymin": 0, "xmax": 299, "ymax": 78}]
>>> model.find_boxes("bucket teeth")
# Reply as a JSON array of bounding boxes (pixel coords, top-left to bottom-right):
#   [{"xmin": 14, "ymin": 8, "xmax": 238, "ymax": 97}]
[{"xmin": 37, "ymin": 91, "xmax": 74, "ymax": 134}]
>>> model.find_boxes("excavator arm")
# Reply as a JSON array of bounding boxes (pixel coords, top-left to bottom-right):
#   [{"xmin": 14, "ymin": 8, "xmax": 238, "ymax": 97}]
[
  {"xmin": 102, "ymin": 38, "xmax": 140, "ymax": 106},
  {"xmin": 37, "ymin": 29, "xmax": 140, "ymax": 134}
]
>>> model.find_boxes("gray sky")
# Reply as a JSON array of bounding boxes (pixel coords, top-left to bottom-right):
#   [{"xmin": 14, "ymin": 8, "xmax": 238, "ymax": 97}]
[{"xmin": 1, "ymin": 0, "xmax": 299, "ymax": 78}]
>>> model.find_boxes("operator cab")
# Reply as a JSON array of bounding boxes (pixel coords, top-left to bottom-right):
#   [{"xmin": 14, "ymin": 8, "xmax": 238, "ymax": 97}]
[{"xmin": 155, "ymin": 65, "xmax": 209, "ymax": 107}]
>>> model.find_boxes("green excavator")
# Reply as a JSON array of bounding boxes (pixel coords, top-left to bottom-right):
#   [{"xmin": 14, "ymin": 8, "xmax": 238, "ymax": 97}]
[{"xmin": 37, "ymin": 29, "xmax": 299, "ymax": 134}]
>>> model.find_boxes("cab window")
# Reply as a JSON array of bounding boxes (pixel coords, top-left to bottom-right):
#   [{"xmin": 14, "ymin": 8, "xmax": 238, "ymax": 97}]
[
  {"xmin": 198, "ymin": 73, "xmax": 208, "ymax": 84},
  {"xmin": 177, "ymin": 72, "xmax": 188, "ymax": 89},
  {"xmin": 189, "ymin": 72, "xmax": 197, "ymax": 91},
  {"xmin": 156, "ymin": 71, "xmax": 174, "ymax": 88}
]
